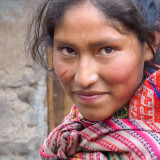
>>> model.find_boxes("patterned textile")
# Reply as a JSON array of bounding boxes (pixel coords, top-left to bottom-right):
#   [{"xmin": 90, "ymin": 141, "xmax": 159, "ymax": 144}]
[
  {"xmin": 40, "ymin": 70, "xmax": 160, "ymax": 160},
  {"xmin": 129, "ymin": 70, "xmax": 160, "ymax": 122}
]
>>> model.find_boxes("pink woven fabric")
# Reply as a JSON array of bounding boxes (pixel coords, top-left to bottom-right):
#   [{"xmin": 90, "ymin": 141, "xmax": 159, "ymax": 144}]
[{"xmin": 40, "ymin": 70, "xmax": 160, "ymax": 160}]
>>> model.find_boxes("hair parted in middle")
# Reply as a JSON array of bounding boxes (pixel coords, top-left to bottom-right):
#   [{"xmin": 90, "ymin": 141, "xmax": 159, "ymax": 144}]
[{"xmin": 26, "ymin": 0, "xmax": 160, "ymax": 70}]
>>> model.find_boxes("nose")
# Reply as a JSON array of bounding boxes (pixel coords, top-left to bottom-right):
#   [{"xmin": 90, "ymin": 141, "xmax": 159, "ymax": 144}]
[{"xmin": 74, "ymin": 57, "xmax": 99, "ymax": 88}]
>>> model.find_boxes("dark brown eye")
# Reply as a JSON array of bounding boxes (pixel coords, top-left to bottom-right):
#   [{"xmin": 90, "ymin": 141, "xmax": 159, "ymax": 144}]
[
  {"xmin": 104, "ymin": 47, "xmax": 114, "ymax": 54},
  {"xmin": 98, "ymin": 47, "xmax": 115, "ymax": 56},
  {"xmin": 66, "ymin": 48, "xmax": 75, "ymax": 54},
  {"xmin": 60, "ymin": 47, "xmax": 76, "ymax": 56}
]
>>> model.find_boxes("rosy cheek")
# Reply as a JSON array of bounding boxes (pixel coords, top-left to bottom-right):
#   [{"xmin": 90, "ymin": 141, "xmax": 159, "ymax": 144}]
[
  {"xmin": 54, "ymin": 62, "xmax": 72, "ymax": 85},
  {"xmin": 104, "ymin": 60, "xmax": 137, "ymax": 84},
  {"xmin": 59, "ymin": 70, "xmax": 68, "ymax": 80},
  {"xmin": 55, "ymin": 68, "xmax": 68, "ymax": 83}
]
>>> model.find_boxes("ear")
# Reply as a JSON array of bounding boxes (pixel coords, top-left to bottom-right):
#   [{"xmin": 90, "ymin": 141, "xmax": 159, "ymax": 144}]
[
  {"xmin": 151, "ymin": 31, "xmax": 160, "ymax": 54},
  {"xmin": 144, "ymin": 31, "xmax": 160, "ymax": 62}
]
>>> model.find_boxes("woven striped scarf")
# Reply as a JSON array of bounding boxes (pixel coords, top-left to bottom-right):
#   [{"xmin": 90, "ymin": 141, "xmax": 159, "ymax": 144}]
[{"xmin": 40, "ymin": 70, "xmax": 160, "ymax": 160}]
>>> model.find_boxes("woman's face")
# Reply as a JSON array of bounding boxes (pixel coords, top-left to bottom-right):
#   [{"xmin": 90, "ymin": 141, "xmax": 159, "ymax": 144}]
[{"xmin": 53, "ymin": 4, "xmax": 152, "ymax": 121}]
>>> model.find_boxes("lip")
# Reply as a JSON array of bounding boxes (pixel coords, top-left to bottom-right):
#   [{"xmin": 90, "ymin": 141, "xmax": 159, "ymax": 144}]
[{"xmin": 73, "ymin": 91, "xmax": 109, "ymax": 102}]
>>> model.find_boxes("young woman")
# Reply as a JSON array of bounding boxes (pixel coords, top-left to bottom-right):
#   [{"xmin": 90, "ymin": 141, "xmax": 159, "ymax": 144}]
[{"xmin": 26, "ymin": 0, "xmax": 160, "ymax": 159}]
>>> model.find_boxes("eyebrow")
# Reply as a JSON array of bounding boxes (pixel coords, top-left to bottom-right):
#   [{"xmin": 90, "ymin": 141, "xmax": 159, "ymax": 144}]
[
  {"xmin": 53, "ymin": 37, "xmax": 124, "ymax": 47},
  {"xmin": 89, "ymin": 39, "xmax": 122, "ymax": 46},
  {"xmin": 53, "ymin": 39, "xmax": 75, "ymax": 48}
]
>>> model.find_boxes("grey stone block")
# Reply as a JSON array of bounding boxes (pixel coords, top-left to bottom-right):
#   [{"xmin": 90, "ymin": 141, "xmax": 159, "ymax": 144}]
[
  {"xmin": 16, "ymin": 86, "xmax": 36, "ymax": 105},
  {"xmin": 22, "ymin": 108, "xmax": 38, "ymax": 127}
]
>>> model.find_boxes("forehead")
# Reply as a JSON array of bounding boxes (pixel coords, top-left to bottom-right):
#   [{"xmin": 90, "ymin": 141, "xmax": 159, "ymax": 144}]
[
  {"xmin": 53, "ymin": 3, "xmax": 140, "ymax": 51},
  {"xmin": 54, "ymin": 3, "xmax": 129, "ymax": 35}
]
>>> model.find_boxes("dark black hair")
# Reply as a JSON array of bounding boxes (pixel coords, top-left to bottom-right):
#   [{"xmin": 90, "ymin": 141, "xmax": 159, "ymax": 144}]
[{"xmin": 26, "ymin": 0, "xmax": 160, "ymax": 72}]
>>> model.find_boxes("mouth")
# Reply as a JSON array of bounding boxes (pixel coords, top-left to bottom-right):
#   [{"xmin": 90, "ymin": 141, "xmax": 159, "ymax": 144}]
[{"xmin": 73, "ymin": 91, "xmax": 109, "ymax": 102}]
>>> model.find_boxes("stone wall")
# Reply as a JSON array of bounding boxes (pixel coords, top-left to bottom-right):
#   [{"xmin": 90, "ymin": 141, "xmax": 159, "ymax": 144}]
[{"xmin": 0, "ymin": 0, "xmax": 48, "ymax": 160}]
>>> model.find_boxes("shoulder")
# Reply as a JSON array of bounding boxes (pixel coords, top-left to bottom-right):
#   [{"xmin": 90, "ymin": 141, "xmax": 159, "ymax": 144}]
[{"xmin": 129, "ymin": 69, "xmax": 160, "ymax": 122}]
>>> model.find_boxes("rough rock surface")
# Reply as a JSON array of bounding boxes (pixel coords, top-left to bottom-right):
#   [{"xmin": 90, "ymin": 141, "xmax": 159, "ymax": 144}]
[{"xmin": 0, "ymin": 0, "xmax": 48, "ymax": 159}]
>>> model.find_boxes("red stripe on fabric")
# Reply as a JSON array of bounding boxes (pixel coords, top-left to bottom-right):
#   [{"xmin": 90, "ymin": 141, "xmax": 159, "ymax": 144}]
[
  {"xmin": 95, "ymin": 138, "xmax": 121, "ymax": 152},
  {"xmin": 106, "ymin": 120, "xmax": 121, "ymax": 131},
  {"xmin": 145, "ymin": 121, "xmax": 160, "ymax": 132},
  {"xmin": 71, "ymin": 153, "xmax": 83, "ymax": 159},
  {"xmin": 67, "ymin": 130, "xmax": 79, "ymax": 155},
  {"xmin": 122, "ymin": 119, "xmax": 139, "ymax": 130},
  {"xmin": 81, "ymin": 130, "xmax": 93, "ymax": 141},
  {"xmin": 40, "ymin": 145, "xmax": 54, "ymax": 158},
  {"xmin": 87, "ymin": 125, "xmax": 104, "ymax": 136},
  {"xmin": 135, "ymin": 130, "xmax": 160, "ymax": 159},
  {"xmin": 110, "ymin": 132, "xmax": 146, "ymax": 160}
]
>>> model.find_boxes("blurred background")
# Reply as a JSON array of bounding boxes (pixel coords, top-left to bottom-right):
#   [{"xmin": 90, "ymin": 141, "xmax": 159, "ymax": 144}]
[
  {"xmin": 0, "ymin": 0, "xmax": 48, "ymax": 159},
  {"xmin": 0, "ymin": 0, "xmax": 73, "ymax": 159}
]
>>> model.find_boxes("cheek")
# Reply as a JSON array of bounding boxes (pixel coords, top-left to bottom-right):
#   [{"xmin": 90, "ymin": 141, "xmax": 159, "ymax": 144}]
[
  {"xmin": 103, "ymin": 58, "xmax": 144, "ymax": 85},
  {"xmin": 53, "ymin": 58, "xmax": 73, "ymax": 86}
]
